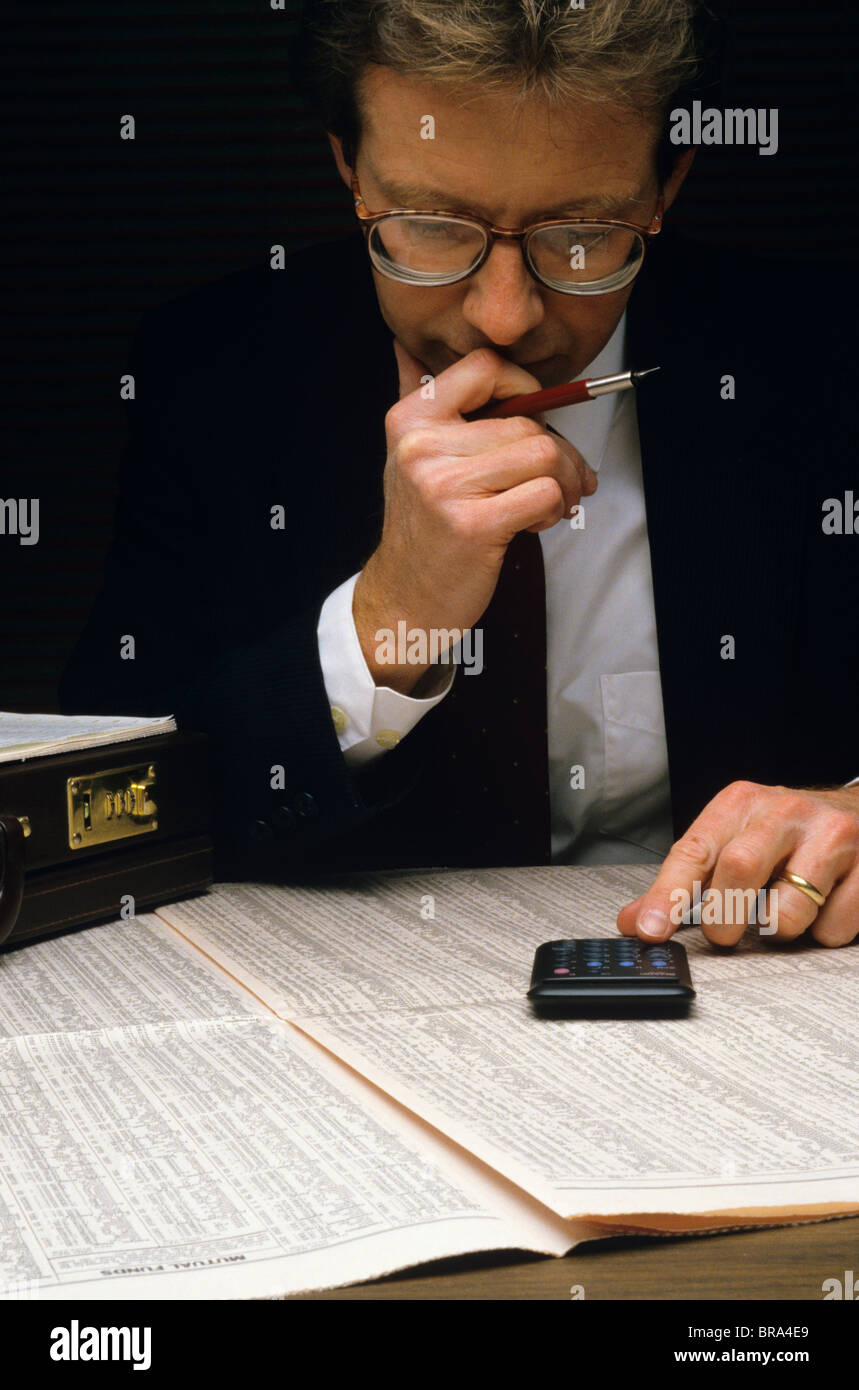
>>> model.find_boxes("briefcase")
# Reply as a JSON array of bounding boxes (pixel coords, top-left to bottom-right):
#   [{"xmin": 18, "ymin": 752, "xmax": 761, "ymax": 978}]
[{"xmin": 0, "ymin": 730, "xmax": 212, "ymax": 949}]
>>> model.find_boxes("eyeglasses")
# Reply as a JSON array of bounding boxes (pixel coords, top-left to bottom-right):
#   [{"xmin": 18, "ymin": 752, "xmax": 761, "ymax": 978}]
[{"xmin": 351, "ymin": 170, "xmax": 663, "ymax": 296}]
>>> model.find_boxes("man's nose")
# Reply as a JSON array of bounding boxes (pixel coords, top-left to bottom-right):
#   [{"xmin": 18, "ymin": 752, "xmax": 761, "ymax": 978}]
[{"xmin": 460, "ymin": 240, "xmax": 545, "ymax": 346}]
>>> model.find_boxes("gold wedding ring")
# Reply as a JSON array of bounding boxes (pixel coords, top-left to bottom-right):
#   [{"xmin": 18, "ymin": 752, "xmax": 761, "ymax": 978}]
[{"xmin": 773, "ymin": 871, "xmax": 827, "ymax": 908}]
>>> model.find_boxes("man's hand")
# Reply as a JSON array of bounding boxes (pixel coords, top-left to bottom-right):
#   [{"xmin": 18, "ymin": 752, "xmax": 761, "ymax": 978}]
[
  {"xmin": 617, "ymin": 782, "xmax": 859, "ymax": 947},
  {"xmin": 352, "ymin": 340, "xmax": 597, "ymax": 694}
]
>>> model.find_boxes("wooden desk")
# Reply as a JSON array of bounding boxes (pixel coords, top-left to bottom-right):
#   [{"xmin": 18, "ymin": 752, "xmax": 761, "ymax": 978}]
[{"xmin": 294, "ymin": 1214, "xmax": 859, "ymax": 1299}]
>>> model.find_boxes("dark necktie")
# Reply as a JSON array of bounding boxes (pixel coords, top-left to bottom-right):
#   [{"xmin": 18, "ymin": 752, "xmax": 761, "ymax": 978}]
[{"xmin": 440, "ymin": 527, "xmax": 551, "ymax": 864}]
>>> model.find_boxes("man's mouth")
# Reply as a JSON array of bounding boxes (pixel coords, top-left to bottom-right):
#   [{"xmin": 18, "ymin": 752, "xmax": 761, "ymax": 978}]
[{"xmin": 448, "ymin": 347, "xmax": 562, "ymax": 369}]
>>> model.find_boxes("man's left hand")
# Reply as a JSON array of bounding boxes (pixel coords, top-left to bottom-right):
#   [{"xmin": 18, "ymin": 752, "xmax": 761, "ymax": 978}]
[{"xmin": 616, "ymin": 781, "xmax": 859, "ymax": 947}]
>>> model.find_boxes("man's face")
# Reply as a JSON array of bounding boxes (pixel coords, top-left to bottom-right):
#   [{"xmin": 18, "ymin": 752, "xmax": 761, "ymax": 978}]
[{"xmin": 330, "ymin": 66, "xmax": 691, "ymax": 386}]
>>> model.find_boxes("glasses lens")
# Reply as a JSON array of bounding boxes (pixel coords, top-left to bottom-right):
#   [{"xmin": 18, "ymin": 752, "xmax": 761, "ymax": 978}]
[
  {"xmin": 368, "ymin": 215, "xmax": 486, "ymax": 284},
  {"xmin": 527, "ymin": 223, "xmax": 645, "ymax": 294}
]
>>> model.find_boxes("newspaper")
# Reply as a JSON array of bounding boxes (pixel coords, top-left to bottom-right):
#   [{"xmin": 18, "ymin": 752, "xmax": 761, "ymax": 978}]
[
  {"xmin": 0, "ymin": 712, "xmax": 176, "ymax": 762},
  {"xmin": 159, "ymin": 868, "xmax": 859, "ymax": 1228},
  {"xmin": 0, "ymin": 866, "xmax": 856, "ymax": 1299},
  {"xmin": 0, "ymin": 913, "xmax": 585, "ymax": 1300}
]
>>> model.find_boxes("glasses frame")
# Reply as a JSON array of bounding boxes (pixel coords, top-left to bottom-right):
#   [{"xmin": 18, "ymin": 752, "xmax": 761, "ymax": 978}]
[{"xmin": 350, "ymin": 170, "xmax": 664, "ymax": 295}]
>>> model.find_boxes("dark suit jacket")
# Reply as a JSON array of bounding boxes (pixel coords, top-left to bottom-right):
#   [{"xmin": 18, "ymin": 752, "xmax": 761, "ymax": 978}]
[{"xmin": 59, "ymin": 230, "xmax": 859, "ymax": 879}]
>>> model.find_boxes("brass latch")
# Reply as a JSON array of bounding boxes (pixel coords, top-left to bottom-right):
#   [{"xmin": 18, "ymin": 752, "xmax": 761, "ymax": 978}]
[{"xmin": 67, "ymin": 762, "xmax": 159, "ymax": 849}]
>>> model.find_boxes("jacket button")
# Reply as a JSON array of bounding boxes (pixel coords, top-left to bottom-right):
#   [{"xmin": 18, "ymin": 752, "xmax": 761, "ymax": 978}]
[
  {"xmin": 272, "ymin": 804, "xmax": 297, "ymax": 833},
  {"xmin": 247, "ymin": 819, "xmax": 275, "ymax": 846},
  {"xmin": 294, "ymin": 791, "xmax": 318, "ymax": 820}
]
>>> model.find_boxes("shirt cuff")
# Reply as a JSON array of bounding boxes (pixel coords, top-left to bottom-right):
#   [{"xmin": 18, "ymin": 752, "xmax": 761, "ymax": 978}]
[{"xmin": 316, "ymin": 573, "xmax": 455, "ymax": 769}]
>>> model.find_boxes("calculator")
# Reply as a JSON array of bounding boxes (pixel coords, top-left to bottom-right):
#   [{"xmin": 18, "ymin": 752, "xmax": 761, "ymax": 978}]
[{"xmin": 528, "ymin": 937, "xmax": 696, "ymax": 1016}]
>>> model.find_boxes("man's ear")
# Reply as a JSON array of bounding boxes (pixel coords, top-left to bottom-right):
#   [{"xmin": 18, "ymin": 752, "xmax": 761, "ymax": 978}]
[
  {"xmin": 327, "ymin": 132, "xmax": 353, "ymax": 191},
  {"xmin": 661, "ymin": 147, "xmax": 696, "ymax": 213}
]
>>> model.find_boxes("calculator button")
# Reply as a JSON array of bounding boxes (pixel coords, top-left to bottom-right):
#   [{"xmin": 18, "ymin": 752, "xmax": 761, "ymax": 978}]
[{"xmin": 552, "ymin": 967, "xmax": 570, "ymax": 975}]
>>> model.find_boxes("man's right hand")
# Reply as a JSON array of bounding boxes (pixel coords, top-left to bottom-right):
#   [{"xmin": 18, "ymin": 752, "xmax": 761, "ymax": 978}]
[{"xmin": 353, "ymin": 341, "xmax": 597, "ymax": 694}]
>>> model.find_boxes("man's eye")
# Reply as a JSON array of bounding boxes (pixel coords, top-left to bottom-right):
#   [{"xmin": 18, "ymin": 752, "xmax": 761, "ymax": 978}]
[{"xmin": 407, "ymin": 220, "xmax": 475, "ymax": 244}]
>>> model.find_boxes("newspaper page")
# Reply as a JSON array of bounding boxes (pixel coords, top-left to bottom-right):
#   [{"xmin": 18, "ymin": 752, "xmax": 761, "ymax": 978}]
[
  {"xmin": 0, "ymin": 914, "xmax": 260, "ymax": 1040},
  {"xmin": 0, "ymin": 916, "xmax": 578, "ymax": 1300},
  {"xmin": 0, "ymin": 712, "xmax": 176, "ymax": 762},
  {"xmin": 154, "ymin": 866, "xmax": 658, "ymax": 1017},
  {"xmin": 156, "ymin": 868, "xmax": 859, "ymax": 1231}
]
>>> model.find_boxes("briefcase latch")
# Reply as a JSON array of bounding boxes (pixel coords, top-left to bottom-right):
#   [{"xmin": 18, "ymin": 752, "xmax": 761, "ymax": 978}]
[{"xmin": 67, "ymin": 762, "xmax": 159, "ymax": 849}]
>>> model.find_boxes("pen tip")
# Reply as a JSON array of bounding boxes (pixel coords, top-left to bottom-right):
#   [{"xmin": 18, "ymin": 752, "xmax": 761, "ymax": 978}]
[{"xmin": 632, "ymin": 366, "xmax": 661, "ymax": 382}]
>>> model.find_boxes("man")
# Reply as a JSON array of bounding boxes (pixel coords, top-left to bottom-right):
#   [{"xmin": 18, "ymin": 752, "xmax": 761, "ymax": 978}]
[{"xmin": 61, "ymin": 0, "xmax": 859, "ymax": 950}]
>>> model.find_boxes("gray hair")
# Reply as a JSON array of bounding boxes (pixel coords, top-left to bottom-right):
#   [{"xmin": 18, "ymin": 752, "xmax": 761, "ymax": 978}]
[{"xmin": 292, "ymin": 0, "xmax": 724, "ymax": 175}]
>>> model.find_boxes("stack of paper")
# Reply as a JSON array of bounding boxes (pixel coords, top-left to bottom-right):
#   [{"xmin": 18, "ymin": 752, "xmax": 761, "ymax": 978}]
[{"xmin": 0, "ymin": 712, "xmax": 176, "ymax": 763}]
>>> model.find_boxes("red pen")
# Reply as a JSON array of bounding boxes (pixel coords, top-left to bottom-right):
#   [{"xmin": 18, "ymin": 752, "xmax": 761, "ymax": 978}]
[{"xmin": 480, "ymin": 366, "xmax": 660, "ymax": 419}]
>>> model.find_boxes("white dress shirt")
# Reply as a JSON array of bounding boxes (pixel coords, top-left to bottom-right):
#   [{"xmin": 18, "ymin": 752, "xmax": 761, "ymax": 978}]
[
  {"xmin": 317, "ymin": 313, "xmax": 675, "ymax": 863},
  {"xmin": 539, "ymin": 316, "xmax": 672, "ymax": 863}
]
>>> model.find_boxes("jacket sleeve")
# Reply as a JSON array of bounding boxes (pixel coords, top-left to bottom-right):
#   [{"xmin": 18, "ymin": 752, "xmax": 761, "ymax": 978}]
[{"xmin": 58, "ymin": 287, "xmax": 435, "ymax": 880}]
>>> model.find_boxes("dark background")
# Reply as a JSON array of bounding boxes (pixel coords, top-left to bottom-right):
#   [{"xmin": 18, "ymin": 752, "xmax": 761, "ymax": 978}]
[{"xmin": 3, "ymin": 0, "xmax": 857, "ymax": 712}]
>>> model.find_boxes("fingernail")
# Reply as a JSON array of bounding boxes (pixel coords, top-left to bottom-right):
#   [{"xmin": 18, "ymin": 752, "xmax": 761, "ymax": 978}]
[{"xmin": 637, "ymin": 909, "xmax": 671, "ymax": 940}]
